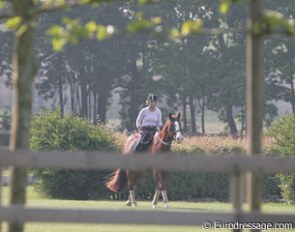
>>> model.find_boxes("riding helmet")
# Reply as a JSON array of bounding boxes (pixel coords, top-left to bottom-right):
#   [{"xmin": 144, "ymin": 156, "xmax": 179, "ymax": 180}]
[{"xmin": 147, "ymin": 94, "xmax": 158, "ymax": 101}]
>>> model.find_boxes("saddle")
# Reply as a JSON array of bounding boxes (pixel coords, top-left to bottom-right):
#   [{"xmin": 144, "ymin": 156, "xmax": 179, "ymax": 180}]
[{"xmin": 135, "ymin": 130, "xmax": 156, "ymax": 153}]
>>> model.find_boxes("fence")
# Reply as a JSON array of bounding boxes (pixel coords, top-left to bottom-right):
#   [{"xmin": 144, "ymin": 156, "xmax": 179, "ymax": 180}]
[{"xmin": 0, "ymin": 151, "xmax": 295, "ymax": 228}]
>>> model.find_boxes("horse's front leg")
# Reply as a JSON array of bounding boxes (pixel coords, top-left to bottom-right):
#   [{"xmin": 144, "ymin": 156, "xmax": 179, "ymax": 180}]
[
  {"xmin": 161, "ymin": 189, "xmax": 169, "ymax": 208},
  {"xmin": 152, "ymin": 170, "xmax": 169, "ymax": 208},
  {"xmin": 126, "ymin": 170, "xmax": 139, "ymax": 207},
  {"xmin": 127, "ymin": 189, "xmax": 137, "ymax": 207},
  {"xmin": 152, "ymin": 188, "xmax": 160, "ymax": 208}
]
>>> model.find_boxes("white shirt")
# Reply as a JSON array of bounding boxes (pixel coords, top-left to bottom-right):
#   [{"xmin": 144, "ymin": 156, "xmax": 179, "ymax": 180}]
[{"xmin": 136, "ymin": 107, "xmax": 163, "ymax": 128}]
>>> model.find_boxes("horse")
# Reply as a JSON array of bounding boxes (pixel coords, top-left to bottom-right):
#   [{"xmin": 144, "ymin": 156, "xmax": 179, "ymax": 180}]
[{"xmin": 105, "ymin": 112, "xmax": 184, "ymax": 208}]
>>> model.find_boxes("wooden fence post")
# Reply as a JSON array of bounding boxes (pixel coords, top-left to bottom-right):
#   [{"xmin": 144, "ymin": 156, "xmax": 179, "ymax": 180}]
[
  {"xmin": 8, "ymin": 1, "xmax": 37, "ymax": 231},
  {"xmin": 246, "ymin": 0, "xmax": 264, "ymax": 231},
  {"xmin": 0, "ymin": 157, "xmax": 2, "ymax": 232},
  {"xmin": 231, "ymin": 171, "xmax": 243, "ymax": 232}
]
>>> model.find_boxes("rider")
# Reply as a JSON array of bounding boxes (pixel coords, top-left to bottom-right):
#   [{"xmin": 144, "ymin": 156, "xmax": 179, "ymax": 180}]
[{"xmin": 135, "ymin": 94, "xmax": 163, "ymax": 152}]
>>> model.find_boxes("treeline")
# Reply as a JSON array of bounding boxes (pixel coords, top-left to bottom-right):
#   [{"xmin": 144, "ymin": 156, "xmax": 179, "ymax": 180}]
[{"xmin": 1, "ymin": 0, "xmax": 294, "ymax": 135}]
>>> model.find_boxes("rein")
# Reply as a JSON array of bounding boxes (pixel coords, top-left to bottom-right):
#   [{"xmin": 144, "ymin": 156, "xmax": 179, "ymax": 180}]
[
  {"xmin": 156, "ymin": 132, "xmax": 172, "ymax": 146},
  {"xmin": 155, "ymin": 119, "xmax": 182, "ymax": 146},
  {"xmin": 155, "ymin": 129, "xmax": 180, "ymax": 146}
]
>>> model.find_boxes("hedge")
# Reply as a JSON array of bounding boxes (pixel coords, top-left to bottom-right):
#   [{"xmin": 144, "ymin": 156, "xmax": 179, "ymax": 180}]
[{"xmin": 30, "ymin": 111, "xmax": 283, "ymax": 201}]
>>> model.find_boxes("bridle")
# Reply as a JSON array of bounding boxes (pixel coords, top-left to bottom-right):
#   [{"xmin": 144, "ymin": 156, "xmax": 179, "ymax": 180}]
[{"xmin": 156, "ymin": 120, "xmax": 181, "ymax": 146}]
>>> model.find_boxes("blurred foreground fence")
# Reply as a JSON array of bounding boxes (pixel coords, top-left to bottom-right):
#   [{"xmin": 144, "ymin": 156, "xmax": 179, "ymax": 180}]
[{"xmin": 0, "ymin": 151, "xmax": 295, "ymax": 228}]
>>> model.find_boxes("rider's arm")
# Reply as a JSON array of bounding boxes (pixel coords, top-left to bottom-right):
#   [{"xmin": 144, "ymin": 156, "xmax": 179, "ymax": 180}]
[
  {"xmin": 157, "ymin": 109, "xmax": 163, "ymax": 129},
  {"xmin": 136, "ymin": 108, "xmax": 145, "ymax": 130}
]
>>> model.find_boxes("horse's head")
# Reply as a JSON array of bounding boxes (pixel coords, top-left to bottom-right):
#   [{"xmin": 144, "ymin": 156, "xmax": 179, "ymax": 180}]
[{"xmin": 166, "ymin": 112, "xmax": 184, "ymax": 144}]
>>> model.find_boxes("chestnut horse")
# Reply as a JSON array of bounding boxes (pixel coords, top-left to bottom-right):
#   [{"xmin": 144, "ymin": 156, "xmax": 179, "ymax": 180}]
[{"xmin": 106, "ymin": 112, "xmax": 184, "ymax": 208}]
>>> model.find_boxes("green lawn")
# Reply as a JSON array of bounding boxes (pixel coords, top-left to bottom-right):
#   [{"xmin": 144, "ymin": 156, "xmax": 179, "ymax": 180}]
[{"xmin": 1, "ymin": 186, "xmax": 294, "ymax": 232}]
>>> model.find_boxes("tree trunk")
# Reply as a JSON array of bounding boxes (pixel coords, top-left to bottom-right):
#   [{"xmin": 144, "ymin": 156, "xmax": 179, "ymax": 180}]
[
  {"xmin": 93, "ymin": 91, "xmax": 97, "ymax": 124},
  {"xmin": 128, "ymin": 81, "xmax": 140, "ymax": 131},
  {"xmin": 66, "ymin": 74, "xmax": 76, "ymax": 114},
  {"xmin": 88, "ymin": 89, "xmax": 92, "ymax": 121},
  {"xmin": 80, "ymin": 79, "xmax": 88, "ymax": 118},
  {"xmin": 198, "ymin": 97, "xmax": 206, "ymax": 135},
  {"xmin": 9, "ymin": 1, "xmax": 38, "ymax": 232},
  {"xmin": 76, "ymin": 81, "xmax": 81, "ymax": 114},
  {"xmin": 96, "ymin": 74, "xmax": 112, "ymax": 124},
  {"xmin": 226, "ymin": 105, "xmax": 238, "ymax": 137},
  {"xmin": 79, "ymin": 72, "xmax": 88, "ymax": 118},
  {"xmin": 189, "ymin": 96, "xmax": 196, "ymax": 134},
  {"xmin": 182, "ymin": 95, "xmax": 188, "ymax": 133},
  {"xmin": 125, "ymin": 61, "xmax": 141, "ymax": 131},
  {"xmin": 97, "ymin": 93, "xmax": 108, "ymax": 124},
  {"xmin": 58, "ymin": 73, "xmax": 64, "ymax": 117}
]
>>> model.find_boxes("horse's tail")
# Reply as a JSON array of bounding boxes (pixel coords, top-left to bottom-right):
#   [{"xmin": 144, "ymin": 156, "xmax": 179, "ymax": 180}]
[{"xmin": 105, "ymin": 169, "xmax": 127, "ymax": 193}]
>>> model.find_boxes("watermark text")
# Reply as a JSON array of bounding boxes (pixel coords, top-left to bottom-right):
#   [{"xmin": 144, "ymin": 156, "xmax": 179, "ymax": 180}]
[{"xmin": 202, "ymin": 220, "xmax": 293, "ymax": 231}]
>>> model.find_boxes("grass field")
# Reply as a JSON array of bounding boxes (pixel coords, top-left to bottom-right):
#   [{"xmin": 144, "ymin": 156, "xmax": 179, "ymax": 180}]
[{"xmin": 1, "ymin": 186, "xmax": 294, "ymax": 232}]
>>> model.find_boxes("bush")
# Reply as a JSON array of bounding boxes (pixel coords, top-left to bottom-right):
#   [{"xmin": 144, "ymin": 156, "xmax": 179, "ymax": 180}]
[
  {"xmin": 267, "ymin": 114, "xmax": 295, "ymax": 156},
  {"xmin": 267, "ymin": 114, "xmax": 295, "ymax": 203},
  {"xmin": 30, "ymin": 110, "xmax": 117, "ymax": 200},
  {"xmin": 30, "ymin": 111, "xmax": 116, "ymax": 151}
]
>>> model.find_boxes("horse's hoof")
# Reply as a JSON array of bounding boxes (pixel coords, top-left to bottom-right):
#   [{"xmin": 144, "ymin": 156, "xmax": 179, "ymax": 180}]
[
  {"xmin": 152, "ymin": 204, "xmax": 157, "ymax": 209},
  {"xmin": 164, "ymin": 203, "xmax": 169, "ymax": 208},
  {"xmin": 125, "ymin": 201, "xmax": 132, "ymax": 206},
  {"xmin": 131, "ymin": 202, "xmax": 137, "ymax": 207}
]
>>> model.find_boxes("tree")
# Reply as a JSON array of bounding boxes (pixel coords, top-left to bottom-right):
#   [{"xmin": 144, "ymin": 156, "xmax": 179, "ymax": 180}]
[{"xmin": 0, "ymin": 1, "xmax": 121, "ymax": 231}]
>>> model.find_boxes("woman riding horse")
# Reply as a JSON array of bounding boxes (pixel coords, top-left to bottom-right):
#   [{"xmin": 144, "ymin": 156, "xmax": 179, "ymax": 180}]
[
  {"xmin": 135, "ymin": 94, "xmax": 162, "ymax": 153},
  {"xmin": 106, "ymin": 95, "xmax": 184, "ymax": 208}
]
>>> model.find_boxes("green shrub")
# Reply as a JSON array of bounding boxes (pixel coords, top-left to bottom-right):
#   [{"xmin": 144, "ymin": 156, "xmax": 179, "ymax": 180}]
[
  {"xmin": 267, "ymin": 114, "xmax": 295, "ymax": 203},
  {"xmin": 30, "ymin": 111, "xmax": 116, "ymax": 151},
  {"xmin": 277, "ymin": 174, "xmax": 295, "ymax": 204},
  {"xmin": 30, "ymin": 110, "xmax": 117, "ymax": 200},
  {"xmin": 267, "ymin": 114, "xmax": 295, "ymax": 156},
  {"xmin": 262, "ymin": 174, "xmax": 281, "ymax": 200}
]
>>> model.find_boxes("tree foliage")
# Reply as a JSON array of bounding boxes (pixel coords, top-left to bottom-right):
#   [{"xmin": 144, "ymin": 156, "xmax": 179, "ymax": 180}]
[{"xmin": 1, "ymin": 0, "xmax": 295, "ymax": 136}]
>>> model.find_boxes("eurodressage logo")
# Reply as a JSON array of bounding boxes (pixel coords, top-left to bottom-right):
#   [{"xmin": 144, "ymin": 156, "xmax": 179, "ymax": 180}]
[{"xmin": 202, "ymin": 220, "xmax": 294, "ymax": 231}]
